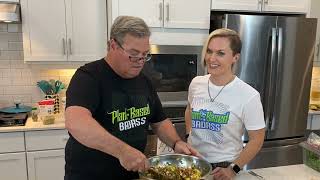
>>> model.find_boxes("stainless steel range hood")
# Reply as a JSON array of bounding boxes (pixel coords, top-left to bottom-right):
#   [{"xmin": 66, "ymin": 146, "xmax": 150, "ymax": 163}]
[{"xmin": 0, "ymin": 2, "xmax": 21, "ymax": 23}]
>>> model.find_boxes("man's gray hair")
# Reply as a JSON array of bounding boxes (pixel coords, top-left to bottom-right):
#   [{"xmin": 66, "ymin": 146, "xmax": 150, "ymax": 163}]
[{"xmin": 109, "ymin": 16, "xmax": 151, "ymax": 47}]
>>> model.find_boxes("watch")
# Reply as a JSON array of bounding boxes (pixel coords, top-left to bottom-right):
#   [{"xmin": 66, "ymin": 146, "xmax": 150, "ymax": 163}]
[{"xmin": 230, "ymin": 163, "xmax": 241, "ymax": 174}]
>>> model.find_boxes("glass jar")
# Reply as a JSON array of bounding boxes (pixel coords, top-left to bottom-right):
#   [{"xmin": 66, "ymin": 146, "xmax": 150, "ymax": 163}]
[{"xmin": 31, "ymin": 107, "xmax": 39, "ymax": 122}]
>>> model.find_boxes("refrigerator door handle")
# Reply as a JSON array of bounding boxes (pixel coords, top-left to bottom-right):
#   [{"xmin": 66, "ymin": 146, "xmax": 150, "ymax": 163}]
[
  {"xmin": 266, "ymin": 28, "xmax": 278, "ymax": 131},
  {"xmin": 270, "ymin": 27, "xmax": 283, "ymax": 131}
]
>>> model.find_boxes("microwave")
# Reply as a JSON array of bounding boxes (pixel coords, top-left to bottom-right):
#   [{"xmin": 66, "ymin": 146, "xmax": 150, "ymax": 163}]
[{"xmin": 142, "ymin": 45, "xmax": 205, "ymax": 107}]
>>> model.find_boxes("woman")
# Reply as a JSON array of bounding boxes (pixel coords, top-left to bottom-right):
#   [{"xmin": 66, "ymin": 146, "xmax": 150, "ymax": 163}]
[{"xmin": 185, "ymin": 28, "xmax": 265, "ymax": 180}]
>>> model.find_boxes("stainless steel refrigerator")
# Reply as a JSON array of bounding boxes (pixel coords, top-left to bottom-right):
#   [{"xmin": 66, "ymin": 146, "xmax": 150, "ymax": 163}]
[{"xmin": 210, "ymin": 12, "xmax": 317, "ymax": 169}]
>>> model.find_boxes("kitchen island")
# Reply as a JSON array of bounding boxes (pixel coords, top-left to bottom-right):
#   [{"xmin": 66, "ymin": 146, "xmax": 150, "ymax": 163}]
[
  {"xmin": 1, "ymin": 118, "xmax": 320, "ymax": 180},
  {"xmin": 233, "ymin": 164, "xmax": 320, "ymax": 180}
]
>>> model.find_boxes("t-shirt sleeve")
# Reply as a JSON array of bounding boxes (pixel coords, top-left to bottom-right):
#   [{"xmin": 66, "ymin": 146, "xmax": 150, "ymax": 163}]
[
  {"xmin": 66, "ymin": 69, "xmax": 99, "ymax": 114},
  {"xmin": 242, "ymin": 93, "xmax": 266, "ymax": 130}
]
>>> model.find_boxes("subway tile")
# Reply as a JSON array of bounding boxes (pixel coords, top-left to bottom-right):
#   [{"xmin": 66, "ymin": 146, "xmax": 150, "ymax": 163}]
[
  {"xmin": 21, "ymin": 69, "xmax": 32, "ymax": 77},
  {"xmin": 0, "ymin": 50, "xmax": 23, "ymax": 60},
  {"xmin": 12, "ymin": 95, "xmax": 32, "ymax": 104},
  {"xmin": 32, "ymin": 94, "xmax": 44, "ymax": 103},
  {"xmin": 0, "ymin": 24, "xmax": 7, "ymax": 32},
  {"xmin": 0, "ymin": 77, "xmax": 11, "ymax": 86},
  {"xmin": 8, "ymin": 42, "xmax": 23, "ymax": 51},
  {"xmin": 3, "ymin": 86, "xmax": 33, "ymax": 95},
  {"xmin": 0, "ymin": 69, "xmax": 11, "ymax": 78},
  {"xmin": 0, "ymin": 95, "xmax": 13, "ymax": 108},
  {"xmin": 0, "ymin": 86, "xmax": 4, "ymax": 94},
  {"xmin": 7, "ymin": 24, "xmax": 21, "ymax": 33},
  {"xmin": 0, "ymin": 60, "xmax": 10, "ymax": 68},
  {"xmin": 11, "ymin": 60, "xmax": 29, "ymax": 69},
  {"xmin": 0, "ymin": 32, "xmax": 22, "ymax": 42},
  {"xmin": 0, "ymin": 42, "xmax": 8, "ymax": 50},
  {"xmin": 10, "ymin": 69, "xmax": 22, "ymax": 77},
  {"xmin": 59, "ymin": 76, "xmax": 72, "ymax": 85},
  {"xmin": 24, "ymin": 86, "xmax": 35, "ymax": 94},
  {"xmin": 0, "ymin": 53, "xmax": 9, "ymax": 60},
  {"xmin": 11, "ymin": 77, "xmax": 31, "ymax": 86},
  {"xmin": 6, "ymin": 32, "xmax": 22, "ymax": 42}
]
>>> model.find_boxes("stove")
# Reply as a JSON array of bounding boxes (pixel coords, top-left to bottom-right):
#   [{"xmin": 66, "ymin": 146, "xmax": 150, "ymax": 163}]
[{"xmin": 0, "ymin": 113, "xmax": 28, "ymax": 127}]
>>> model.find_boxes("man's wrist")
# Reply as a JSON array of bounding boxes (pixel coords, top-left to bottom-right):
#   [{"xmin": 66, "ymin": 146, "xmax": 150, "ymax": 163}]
[
  {"xmin": 229, "ymin": 163, "xmax": 241, "ymax": 174},
  {"xmin": 172, "ymin": 139, "xmax": 182, "ymax": 150}
]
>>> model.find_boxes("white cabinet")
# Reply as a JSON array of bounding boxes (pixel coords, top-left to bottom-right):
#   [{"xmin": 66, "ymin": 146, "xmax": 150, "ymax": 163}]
[
  {"xmin": 111, "ymin": 0, "xmax": 210, "ymax": 45},
  {"xmin": 0, "ymin": 0, "xmax": 19, "ymax": 2},
  {"xmin": 27, "ymin": 150, "xmax": 65, "ymax": 180},
  {"xmin": 112, "ymin": 0, "xmax": 210, "ymax": 29},
  {"xmin": 0, "ymin": 152, "xmax": 28, "ymax": 180},
  {"xmin": 211, "ymin": 0, "xmax": 261, "ymax": 11},
  {"xmin": 21, "ymin": 0, "xmax": 107, "ymax": 62},
  {"xmin": 263, "ymin": 0, "xmax": 310, "ymax": 13},
  {"xmin": 25, "ymin": 130, "xmax": 69, "ymax": 180},
  {"xmin": 0, "ymin": 132, "xmax": 27, "ymax": 180},
  {"xmin": 211, "ymin": 0, "xmax": 310, "ymax": 13}
]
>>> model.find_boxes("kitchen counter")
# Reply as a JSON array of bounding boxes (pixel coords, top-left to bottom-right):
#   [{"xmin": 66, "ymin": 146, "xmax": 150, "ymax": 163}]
[
  {"xmin": 0, "ymin": 114, "xmax": 65, "ymax": 132},
  {"xmin": 234, "ymin": 164, "xmax": 320, "ymax": 180}
]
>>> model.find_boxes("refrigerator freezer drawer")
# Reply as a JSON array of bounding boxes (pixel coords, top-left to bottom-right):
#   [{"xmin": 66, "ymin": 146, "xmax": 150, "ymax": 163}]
[{"xmin": 245, "ymin": 142, "xmax": 302, "ymax": 170}]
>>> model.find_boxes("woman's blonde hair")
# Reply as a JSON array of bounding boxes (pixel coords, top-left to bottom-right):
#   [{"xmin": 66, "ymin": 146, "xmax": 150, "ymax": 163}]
[{"xmin": 201, "ymin": 28, "xmax": 242, "ymax": 67}]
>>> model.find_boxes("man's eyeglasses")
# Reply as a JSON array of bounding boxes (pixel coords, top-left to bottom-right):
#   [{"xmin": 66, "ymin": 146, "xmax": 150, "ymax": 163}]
[{"xmin": 114, "ymin": 39, "xmax": 152, "ymax": 62}]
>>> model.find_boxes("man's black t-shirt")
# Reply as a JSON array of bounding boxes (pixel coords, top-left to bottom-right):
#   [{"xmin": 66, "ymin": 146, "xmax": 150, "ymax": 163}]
[{"xmin": 65, "ymin": 59, "xmax": 166, "ymax": 180}]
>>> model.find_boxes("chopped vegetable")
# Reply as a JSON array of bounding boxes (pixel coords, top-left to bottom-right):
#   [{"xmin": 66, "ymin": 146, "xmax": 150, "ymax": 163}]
[{"xmin": 145, "ymin": 164, "xmax": 202, "ymax": 180}]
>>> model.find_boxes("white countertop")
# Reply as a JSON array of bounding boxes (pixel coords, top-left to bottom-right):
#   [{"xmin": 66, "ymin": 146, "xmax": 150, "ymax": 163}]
[
  {"xmin": 0, "ymin": 114, "xmax": 65, "ymax": 132},
  {"xmin": 235, "ymin": 164, "xmax": 320, "ymax": 180}
]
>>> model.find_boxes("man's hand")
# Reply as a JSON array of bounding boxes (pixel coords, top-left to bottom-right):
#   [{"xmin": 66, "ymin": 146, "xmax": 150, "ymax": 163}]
[
  {"xmin": 118, "ymin": 145, "xmax": 147, "ymax": 172},
  {"xmin": 211, "ymin": 167, "xmax": 236, "ymax": 180},
  {"xmin": 173, "ymin": 140, "xmax": 202, "ymax": 157}
]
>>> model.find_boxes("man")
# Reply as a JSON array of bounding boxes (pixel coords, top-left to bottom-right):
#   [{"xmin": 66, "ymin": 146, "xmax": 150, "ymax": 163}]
[{"xmin": 64, "ymin": 16, "xmax": 199, "ymax": 180}]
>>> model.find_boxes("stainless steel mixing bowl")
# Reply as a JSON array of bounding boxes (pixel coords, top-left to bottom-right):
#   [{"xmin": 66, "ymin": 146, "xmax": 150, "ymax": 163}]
[{"xmin": 140, "ymin": 153, "xmax": 212, "ymax": 180}]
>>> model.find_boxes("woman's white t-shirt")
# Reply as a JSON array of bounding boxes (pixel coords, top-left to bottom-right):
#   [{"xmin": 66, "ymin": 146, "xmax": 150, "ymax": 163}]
[{"xmin": 188, "ymin": 75, "xmax": 265, "ymax": 163}]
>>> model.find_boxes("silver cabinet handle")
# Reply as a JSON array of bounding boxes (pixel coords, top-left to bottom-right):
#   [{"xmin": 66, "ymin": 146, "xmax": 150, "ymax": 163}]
[
  {"xmin": 159, "ymin": 2, "xmax": 163, "ymax": 21},
  {"xmin": 62, "ymin": 38, "xmax": 66, "ymax": 55},
  {"xmin": 317, "ymin": 41, "xmax": 320, "ymax": 57},
  {"xmin": 166, "ymin": 3, "xmax": 169, "ymax": 22},
  {"xmin": 68, "ymin": 38, "xmax": 72, "ymax": 55},
  {"xmin": 264, "ymin": 0, "xmax": 268, "ymax": 4},
  {"xmin": 258, "ymin": 0, "xmax": 262, "ymax": 11}
]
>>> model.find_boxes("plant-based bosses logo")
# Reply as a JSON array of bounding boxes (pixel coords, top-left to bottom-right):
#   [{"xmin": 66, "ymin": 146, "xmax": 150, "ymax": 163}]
[
  {"xmin": 192, "ymin": 109, "xmax": 230, "ymax": 132},
  {"xmin": 108, "ymin": 104, "xmax": 150, "ymax": 131}
]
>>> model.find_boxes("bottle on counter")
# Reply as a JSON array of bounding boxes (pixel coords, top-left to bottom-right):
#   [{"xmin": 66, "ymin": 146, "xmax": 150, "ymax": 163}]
[{"xmin": 31, "ymin": 107, "xmax": 39, "ymax": 122}]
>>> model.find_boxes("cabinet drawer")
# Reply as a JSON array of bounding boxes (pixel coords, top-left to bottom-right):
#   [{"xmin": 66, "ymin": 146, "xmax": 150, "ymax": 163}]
[
  {"xmin": 0, "ymin": 132, "xmax": 25, "ymax": 153},
  {"xmin": 25, "ymin": 130, "xmax": 69, "ymax": 151}
]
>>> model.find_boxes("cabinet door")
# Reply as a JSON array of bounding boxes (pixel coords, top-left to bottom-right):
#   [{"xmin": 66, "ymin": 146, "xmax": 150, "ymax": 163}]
[
  {"xmin": 263, "ymin": 0, "xmax": 309, "ymax": 13},
  {"xmin": 27, "ymin": 149, "xmax": 65, "ymax": 180},
  {"xmin": 0, "ymin": 152, "xmax": 28, "ymax": 180},
  {"xmin": 66, "ymin": 0, "xmax": 107, "ymax": 61},
  {"xmin": 21, "ymin": 0, "xmax": 68, "ymax": 61},
  {"xmin": 164, "ymin": 0, "xmax": 210, "ymax": 29},
  {"xmin": 211, "ymin": 0, "xmax": 261, "ymax": 11},
  {"xmin": 112, "ymin": 0, "xmax": 163, "ymax": 28}
]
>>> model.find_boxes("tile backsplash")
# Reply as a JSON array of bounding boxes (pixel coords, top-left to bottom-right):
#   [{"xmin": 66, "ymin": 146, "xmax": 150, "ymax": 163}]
[{"xmin": 0, "ymin": 23, "xmax": 85, "ymax": 108}]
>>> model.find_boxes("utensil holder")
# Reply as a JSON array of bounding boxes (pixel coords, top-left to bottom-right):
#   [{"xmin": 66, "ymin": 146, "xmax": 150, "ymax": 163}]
[{"xmin": 44, "ymin": 94, "xmax": 60, "ymax": 114}]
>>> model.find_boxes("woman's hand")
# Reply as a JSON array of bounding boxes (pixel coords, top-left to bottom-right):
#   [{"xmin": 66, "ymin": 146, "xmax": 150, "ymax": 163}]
[{"xmin": 211, "ymin": 167, "xmax": 236, "ymax": 180}]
